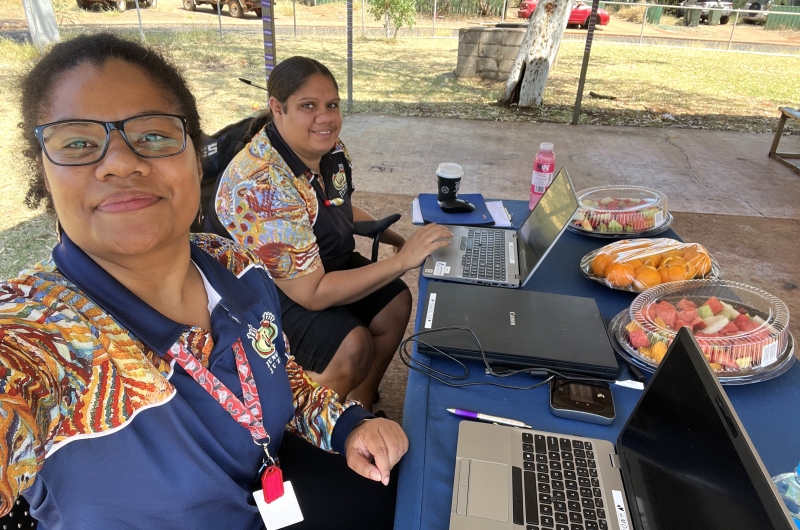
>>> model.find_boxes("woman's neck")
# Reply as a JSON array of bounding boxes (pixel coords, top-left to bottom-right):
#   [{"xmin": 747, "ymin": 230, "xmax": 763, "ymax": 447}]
[
  {"xmin": 273, "ymin": 121, "xmax": 322, "ymax": 173},
  {"xmin": 84, "ymin": 239, "xmax": 211, "ymax": 330}
]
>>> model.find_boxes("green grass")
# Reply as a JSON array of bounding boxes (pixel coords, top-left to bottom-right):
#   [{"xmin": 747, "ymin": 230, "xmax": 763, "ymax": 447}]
[{"xmin": 0, "ymin": 28, "xmax": 798, "ymax": 277}]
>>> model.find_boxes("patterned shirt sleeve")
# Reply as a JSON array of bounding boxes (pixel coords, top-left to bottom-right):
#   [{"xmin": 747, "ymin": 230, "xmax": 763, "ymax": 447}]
[
  {"xmin": 0, "ymin": 319, "xmax": 68, "ymax": 515},
  {"xmin": 214, "ymin": 131, "xmax": 322, "ymax": 281},
  {"xmin": 284, "ymin": 355, "xmax": 362, "ymax": 453}
]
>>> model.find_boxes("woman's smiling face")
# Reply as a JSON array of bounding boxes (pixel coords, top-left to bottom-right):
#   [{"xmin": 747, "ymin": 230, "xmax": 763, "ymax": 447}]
[
  {"xmin": 270, "ymin": 73, "xmax": 342, "ymax": 169},
  {"xmin": 40, "ymin": 59, "xmax": 201, "ymax": 261}
]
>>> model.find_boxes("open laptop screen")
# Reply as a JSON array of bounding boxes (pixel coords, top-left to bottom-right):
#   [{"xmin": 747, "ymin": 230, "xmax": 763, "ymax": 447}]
[
  {"xmin": 617, "ymin": 330, "xmax": 791, "ymax": 530},
  {"xmin": 517, "ymin": 168, "xmax": 579, "ymax": 284}
]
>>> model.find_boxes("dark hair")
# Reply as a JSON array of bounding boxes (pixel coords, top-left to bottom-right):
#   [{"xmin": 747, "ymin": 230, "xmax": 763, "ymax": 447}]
[
  {"xmin": 231, "ymin": 56, "xmax": 338, "ymax": 156},
  {"xmin": 17, "ymin": 32, "xmax": 203, "ymax": 212}
]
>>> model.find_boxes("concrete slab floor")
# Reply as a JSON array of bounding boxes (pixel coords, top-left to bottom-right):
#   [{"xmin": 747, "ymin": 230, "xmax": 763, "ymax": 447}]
[{"xmin": 342, "ymin": 115, "xmax": 800, "ymax": 219}]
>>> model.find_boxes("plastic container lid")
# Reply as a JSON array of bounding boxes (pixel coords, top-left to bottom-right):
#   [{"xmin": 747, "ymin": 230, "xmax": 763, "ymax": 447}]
[
  {"xmin": 539, "ymin": 142, "xmax": 554, "ymax": 151},
  {"xmin": 436, "ymin": 163, "xmax": 464, "ymax": 179},
  {"xmin": 572, "ymin": 185, "xmax": 669, "ymax": 234},
  {"xmin": 623, "ymin": 280, "xmax": 791, "ymax": 377}
]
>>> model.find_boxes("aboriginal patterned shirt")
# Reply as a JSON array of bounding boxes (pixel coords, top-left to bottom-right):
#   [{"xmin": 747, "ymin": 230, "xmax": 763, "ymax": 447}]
[
  {"xmin": 0, "ymin": 232, "xmax": 371, "ymax": 529},
  {"xmin": 211, "ymin": 123, "xmax": 356, "ymax": 279}
]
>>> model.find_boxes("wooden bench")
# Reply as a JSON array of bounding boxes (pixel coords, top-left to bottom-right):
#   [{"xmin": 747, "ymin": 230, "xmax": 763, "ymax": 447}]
[{"xmin": 769, "ymin": 107, "xmax": 800, "ymax": 174}]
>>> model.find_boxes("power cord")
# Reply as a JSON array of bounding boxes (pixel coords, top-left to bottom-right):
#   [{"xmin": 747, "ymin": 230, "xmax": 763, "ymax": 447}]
[{"xmin": 399, "ymin": 326, "xmax": 620, "ymax": 391}]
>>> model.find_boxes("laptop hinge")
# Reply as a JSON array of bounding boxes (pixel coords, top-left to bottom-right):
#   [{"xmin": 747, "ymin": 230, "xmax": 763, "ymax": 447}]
[{"xmin": 609, "ymin": 453, "xmax": 620, "ymax": 469}]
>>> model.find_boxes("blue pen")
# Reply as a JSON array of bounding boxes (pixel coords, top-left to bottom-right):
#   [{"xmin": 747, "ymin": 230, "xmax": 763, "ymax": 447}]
[{"xmin": 447, "ymin": 408, "xmax": 532, "ymax": 429}]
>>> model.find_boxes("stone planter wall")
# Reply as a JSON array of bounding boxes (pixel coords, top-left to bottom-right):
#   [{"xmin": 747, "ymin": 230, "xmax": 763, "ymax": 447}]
[{"xmin": 455, "ymin": 27, "xmax": 527, "ymax": 82}]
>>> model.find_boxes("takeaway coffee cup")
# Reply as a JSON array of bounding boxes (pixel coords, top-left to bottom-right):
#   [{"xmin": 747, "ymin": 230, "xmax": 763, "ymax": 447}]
[{"xmin": 436, "ymin": 163, "xmax": 464, "ymax": 202}]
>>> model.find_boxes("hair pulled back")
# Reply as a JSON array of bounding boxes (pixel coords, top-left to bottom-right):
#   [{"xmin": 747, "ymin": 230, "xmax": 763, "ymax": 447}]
[
  {"xmin": 18, "ymin": 32, "xmax": 203, "ymax": 212},
  {"xmin": 232, "ymin": 56, "xmax": 339, "ymax": 157}
]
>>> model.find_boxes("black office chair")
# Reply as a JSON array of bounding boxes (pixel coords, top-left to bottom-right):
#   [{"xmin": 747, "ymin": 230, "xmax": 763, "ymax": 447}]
[
  {"xmin": 353, "ymin": 214, "xmax": 402, "ymax": 262},
  {"xmin": 0, "ymin": 497, "xmax": 37, "ymax": 529}
]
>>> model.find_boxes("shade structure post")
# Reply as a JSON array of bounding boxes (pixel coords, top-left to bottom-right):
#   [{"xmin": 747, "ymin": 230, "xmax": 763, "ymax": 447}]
[
  {"xmin": 262, "ymin": 0, "xmax": 277, "ymax": 85},
  {"xmin": 134, "ymin": 0, "xmax": 145, "ymax": 41},
  {"xmin": 571, "ymin": 0, "xmax": 600, "ymax": 125},
  {"xmin": 347, "ymin": 0, "xmax": 353, "ymax": 112},
  {"xmin": 433, "ymin": 0, "xmax": 437, "ymax": 36},
  {"xmin": 293, "ymin": 0, "xmax": 297, "ymax": 36},
  {"xmin": 217, "ymin": 0, "xmax": 223, "ymax": 38}
]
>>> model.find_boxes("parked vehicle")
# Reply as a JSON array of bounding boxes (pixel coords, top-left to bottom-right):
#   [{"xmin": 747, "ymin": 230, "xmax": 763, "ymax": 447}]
[
  {"xmin": 182, "ymin": 0, "xmax": 262, "ymax": 18},
  {"xmin": 76, "ymin": 0, "xmax": 156, "ymax": 12},
  {"xmin": 742, "ymin": 0, "xmax": 800, "ymax": 24},
  {"xmin": 518, "ymin": 0, "xmax": 611, "ymax": 27}
]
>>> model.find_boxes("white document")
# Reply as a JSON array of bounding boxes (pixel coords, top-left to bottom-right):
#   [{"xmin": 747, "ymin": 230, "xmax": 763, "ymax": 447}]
[
  {"xmin": 411, "ymin": 198, "xmax": 423, "ymax": 225},
  {"xmin": 254, "ymin": 482, "xmax": 304, "ymax": 530},
  {"xmin": 486, "ymin": 201, "xmax": 512, "ymax": 227}
]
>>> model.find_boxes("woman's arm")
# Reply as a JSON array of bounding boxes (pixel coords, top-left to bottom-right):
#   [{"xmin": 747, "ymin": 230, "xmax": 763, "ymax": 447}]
[
  {"xmin": 275, "ymin": 222, "xmax": 451, "ymax": 311},
  {"xmin": 0, "ymin": 327, "xmax": 65, "ymax": 516}
]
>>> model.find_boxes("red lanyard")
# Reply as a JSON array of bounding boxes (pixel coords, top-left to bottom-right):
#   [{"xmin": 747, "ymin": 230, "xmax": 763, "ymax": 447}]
[
  {"xmin": 167, "ymin": 339, "xmax": 273, "ymax": 463},
  {"xmin": 167, "ymin": 338, "xmax": 285, "ymax": 502}
]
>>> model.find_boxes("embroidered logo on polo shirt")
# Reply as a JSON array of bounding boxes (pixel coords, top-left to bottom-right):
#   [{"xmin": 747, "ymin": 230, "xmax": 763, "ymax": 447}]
[
  {"xmin": 247, "ymin": 312, "xmax": 280, "ymax": 373},
  {"xmin": 332, "ymin": 164, "xmax": 348, "ymax": 198}
]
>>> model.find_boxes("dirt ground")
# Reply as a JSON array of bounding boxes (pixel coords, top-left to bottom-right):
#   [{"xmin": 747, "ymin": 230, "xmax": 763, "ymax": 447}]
[{"xmin": 2, "ymin": 0, "xmax": 799, "ymax": 47}]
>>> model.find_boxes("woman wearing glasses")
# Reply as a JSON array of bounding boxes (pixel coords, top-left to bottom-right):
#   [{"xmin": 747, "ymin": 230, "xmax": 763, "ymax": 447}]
[
  {"xmin": 208, "ymin": 58, "xmax": 451, "ymax": 410},
  {"xmin": 0, "ymin": 33, "xmax": 405, "ymax": 529}
]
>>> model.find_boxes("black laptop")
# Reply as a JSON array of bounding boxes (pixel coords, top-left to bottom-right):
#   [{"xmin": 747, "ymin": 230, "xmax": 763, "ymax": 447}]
[
  {"xmin": 417, "ymin": 282, "xmax": 619, "ymax": 378},
  {"xmin": 449, "ymin": 327, "xmax": 795, "ymax": 530}
]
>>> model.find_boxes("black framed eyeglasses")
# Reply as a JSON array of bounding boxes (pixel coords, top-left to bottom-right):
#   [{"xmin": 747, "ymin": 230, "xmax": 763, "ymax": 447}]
[{"xmin": 33, "ymin": 113, "xmax": 189, "ymax": 167}]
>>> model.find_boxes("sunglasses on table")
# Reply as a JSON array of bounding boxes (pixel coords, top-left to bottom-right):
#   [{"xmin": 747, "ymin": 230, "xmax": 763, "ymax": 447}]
[{"xmin": 34, "ymin": 114, "xmax": 189, "ymax": 167}]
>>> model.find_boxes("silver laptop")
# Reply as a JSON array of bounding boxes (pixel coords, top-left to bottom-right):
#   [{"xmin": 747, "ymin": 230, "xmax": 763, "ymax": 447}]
[
  {"xmin": 422, "ymin": 168, "xmax": 579, "ymax": 288},
  {"xmin": 450, "ymin": 328, "xmax": 795, "ymax": 530}
]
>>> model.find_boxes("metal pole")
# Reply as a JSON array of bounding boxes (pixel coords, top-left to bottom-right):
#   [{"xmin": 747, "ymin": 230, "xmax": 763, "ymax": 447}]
[
  {"xmin": 262, "ymin": 0, "xmax": 276, "ymax": 85},
  {"xmin": 572, "ymin": 0, "xmax": 600, "ymax": 125},
  {"xmin": 347, "ymin": 0, "xmax": 353, "ymax": 112},
  {"xmin": 639, "ymin": 5, "xmax": 647, "ymax": 44},
  {"xmin": 217, "ymin": 0, "xmax": 223, "ymax": 38},
  {"xmin": 501, "ymin": 0, "xmax": 507, "ymax": 22},
  {"xmin": 361, "ymin": 0, "xmax": 365, "ymax": 36},
  {"xmin": 727, "ymin": 11, "xmax": 738, "ymax": 50},
  {"xmin": 134, "ymin": 0, "xmax": 145, "ymax": 41},
  {"xmin": 293, "ymin": 0, "xmax": 297, "ymax": 36},
  {"xmin": 433, "ymin": 0, "xmax": 437, "ymax": 36}
]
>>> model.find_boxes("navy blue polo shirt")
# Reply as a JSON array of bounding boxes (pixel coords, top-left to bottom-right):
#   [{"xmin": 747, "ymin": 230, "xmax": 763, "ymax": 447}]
[{"xmin": 20, "ymin": 234, "xmax": 369, "ymax": 530}]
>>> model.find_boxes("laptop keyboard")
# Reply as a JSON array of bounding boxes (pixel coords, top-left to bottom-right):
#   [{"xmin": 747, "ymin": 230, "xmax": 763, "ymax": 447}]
[
  {"xmin": 514, "ymin": 433, "xmax": 609, "ymax": 530},
  {"xmin": 461, "ymin": 229, "xmax": 507, "ymax": 281}
]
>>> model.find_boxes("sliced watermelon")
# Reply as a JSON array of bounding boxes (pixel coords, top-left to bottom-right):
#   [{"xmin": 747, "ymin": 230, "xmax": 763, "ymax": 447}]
[
  {"xmin": 628, "ymin": 329, "xmax": 650, "ymax": 349},
  {"xmin": 678, "ymin": 309, "xmax": 698, "ymax": 323},
  {"xmin": 689, "ymin": 317, "xmax": 706, "ymax": 332},
  {"xmin": 734, "ymin": 313, "xmax": 751, "ymax": 327},
  {"xmin": 704, "ymin": 296, "xmax": 724, "ymax": 315},
  {"xmin": 737, "ymin": 320, "xmax": 761, "ymax": 333},
  {"xmin": 719, "ymin": 322, "xmax": 741, "ymax": 336},
  {"xmin": 676, "ymin": 298, "xmax": 698, "ymax": 311},
  {"xmin": 654, "ymin": 301, "xmax": 678, "ymax": 330}
]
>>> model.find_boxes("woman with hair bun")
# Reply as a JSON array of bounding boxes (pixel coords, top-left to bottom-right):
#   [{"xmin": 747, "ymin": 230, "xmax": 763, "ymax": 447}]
[
  {"xmin": 1, "ymin": 33, "xmax": 405, "ymax": 529},
  {"xmin": 208, "ymin": 57, "xmax": 451, "ymax": 410}
]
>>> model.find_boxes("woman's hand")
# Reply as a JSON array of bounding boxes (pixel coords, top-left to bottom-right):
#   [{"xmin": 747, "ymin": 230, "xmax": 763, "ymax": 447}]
[
  {"xmin": 395, "ymin": 224, "xmax": 452, "ymax": 270},
  {"xmin": 344, "ymin": 418, "xmax": 409, "ymax": 485}
]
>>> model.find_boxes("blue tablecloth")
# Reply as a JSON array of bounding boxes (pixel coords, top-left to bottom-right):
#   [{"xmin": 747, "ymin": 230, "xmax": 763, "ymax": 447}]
[{"xmin": 394, "ymin": 201, "xmax": 800, "ymax": 530}]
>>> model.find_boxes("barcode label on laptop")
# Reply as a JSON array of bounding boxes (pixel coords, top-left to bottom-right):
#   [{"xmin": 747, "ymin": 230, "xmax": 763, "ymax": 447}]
[
  {"xmin": 433, "ymin": 261, "xmax": 446, "ymax": 276},
  {"xmin": 612, "ymin": 490, "xmax": 630, "ymax": 530},
  {"xmin": 508, "ymin": 242, "xmax": 515, "ymax": 264},
  {"xmin": 424, "ymin": 293, "xmax": 436, "ymax": 329},
  {"xmin": 761, "ymin": 341, "xmax": 778, "ymax": 367}
]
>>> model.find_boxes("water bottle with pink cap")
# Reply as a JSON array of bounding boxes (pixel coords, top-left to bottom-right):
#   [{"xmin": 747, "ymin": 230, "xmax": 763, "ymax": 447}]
[{"xmin": 529, "ymin": 142, "xmax": 556, "ymax": 210}]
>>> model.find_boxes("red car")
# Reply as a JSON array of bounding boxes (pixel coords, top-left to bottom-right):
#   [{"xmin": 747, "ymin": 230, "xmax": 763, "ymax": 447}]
[{"xmin": 518, "ymin": 0, "xmax": 611, "ymax": 28}]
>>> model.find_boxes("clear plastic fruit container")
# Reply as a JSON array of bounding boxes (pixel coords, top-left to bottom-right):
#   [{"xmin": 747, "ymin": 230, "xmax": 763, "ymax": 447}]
[
  {"xmin": 614, "ymin": 280, "xmax": 792, "ymax": 381},
  {"xmin": 571, "ymin": 185, "xmax": 669, "ymax": 234}
]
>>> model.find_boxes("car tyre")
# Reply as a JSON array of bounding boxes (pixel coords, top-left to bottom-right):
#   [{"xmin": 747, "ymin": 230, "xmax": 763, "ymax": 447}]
[
  {"xmin": 229, "ymin": 0, "xmax": 243, "ymax": 17},
  {"xmin": 254, "ymin": 7, "xmax": 262, "ymax": 16},
  {"xmin": 183, "ymin": 0, "xmax": 196, "ymax": 10},
  {"xmin": 116, "ymin": 0, "xmax": 126, "ymax": 11},
  {"xmin": 719, "ymin": 15, "xmax": 729, "ymax": 23}
]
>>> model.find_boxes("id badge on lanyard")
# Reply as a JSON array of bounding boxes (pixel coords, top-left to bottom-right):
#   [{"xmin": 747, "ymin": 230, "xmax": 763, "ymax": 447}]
[{"xmin": 168, "ymin": 339, "xmax": 304, "ymax": 528}]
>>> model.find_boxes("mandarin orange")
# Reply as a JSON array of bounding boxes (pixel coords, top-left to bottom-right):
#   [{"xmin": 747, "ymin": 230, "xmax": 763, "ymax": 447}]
[
  {"xmin": 684, "ymin": 250, "xmax": 712, "ymax": 278},
  {"xmin": 633, "ymin": 265, "xmax": 661, "ymax": 290},
  {"xmin": 659, "ymin": 264, "xmax": 687, "ymax": 283},
  {"xmin": 605, "ymin": 263, "xmax": 636, "ymax": 288},
  {"xmin": 590, "ymin": 253, "xmax": 615, "ymax": 277}
]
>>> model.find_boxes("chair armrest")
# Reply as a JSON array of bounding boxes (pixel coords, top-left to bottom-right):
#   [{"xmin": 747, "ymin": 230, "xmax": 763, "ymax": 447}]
[{"xmin": 353, "ymin": 213, "xmax": 402, "ymax": 262}]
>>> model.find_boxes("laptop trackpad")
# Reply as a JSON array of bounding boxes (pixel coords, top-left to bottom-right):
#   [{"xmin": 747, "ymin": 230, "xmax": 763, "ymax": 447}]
[{"xmin": 466, "ymin": 460, "xmax": 509, "ymax": 521}]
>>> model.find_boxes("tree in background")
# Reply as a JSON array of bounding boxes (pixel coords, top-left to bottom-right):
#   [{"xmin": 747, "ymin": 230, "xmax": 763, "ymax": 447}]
[
  {"xmin": 500, "ymin": 0, "xmax": 571, "ymax": 107},
  {"xmin": 367, "ymin": 0, "xmax": 416, "ymax": 38}
]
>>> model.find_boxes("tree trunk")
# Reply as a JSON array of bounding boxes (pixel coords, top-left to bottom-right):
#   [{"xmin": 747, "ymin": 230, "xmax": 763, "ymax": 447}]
[
  {"xmin": 499, "ymin": 0, "xmax": 571, "ymax": 107},
  {"xmin": 385, "ymin": 11, "xmax": 390, "ymax": 38}
]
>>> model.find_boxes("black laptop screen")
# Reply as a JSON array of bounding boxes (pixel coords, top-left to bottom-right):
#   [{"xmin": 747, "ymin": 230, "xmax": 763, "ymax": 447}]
[
  {"xmin": 617, "ymin": 332, "xmax": 789, "ymax": 530},
  {"xmin": 517, "ymin": 169, "xmax": 579, "ymax": 282}
]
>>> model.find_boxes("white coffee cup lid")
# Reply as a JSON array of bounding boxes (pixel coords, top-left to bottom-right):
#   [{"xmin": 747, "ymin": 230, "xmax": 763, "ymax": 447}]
[{"xmin": 436, "ymin": 163, "xmax": 464, "ymax": 179}]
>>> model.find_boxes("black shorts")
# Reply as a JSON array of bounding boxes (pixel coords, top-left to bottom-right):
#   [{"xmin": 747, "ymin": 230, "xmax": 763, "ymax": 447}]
[{"xmin": 278, "ymin": 252, "xmax": 409, "ymax": 373}]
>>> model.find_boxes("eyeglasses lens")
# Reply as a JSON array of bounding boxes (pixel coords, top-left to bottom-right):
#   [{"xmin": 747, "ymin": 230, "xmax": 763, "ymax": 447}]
[{"xmin": 42, "ymin": 115, "xmax": 186, "ymax": 165}]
